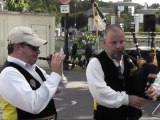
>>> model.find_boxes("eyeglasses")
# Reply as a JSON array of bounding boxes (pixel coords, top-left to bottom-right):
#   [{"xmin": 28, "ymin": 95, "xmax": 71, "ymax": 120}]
[{"xmin": 20, "ymin": 42, "xmax": 39, "ymax": 51}]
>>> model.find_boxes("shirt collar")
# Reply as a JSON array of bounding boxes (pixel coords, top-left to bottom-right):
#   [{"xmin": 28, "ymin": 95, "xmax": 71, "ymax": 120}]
[
  {"xmin": 112, "ymin": 57, "xmax": 124, "ymax": 73},
  {"xmin": 104, "ymin": 51, "xmax": 123, "ymax": 67},
  {"xmin": 7, "ymin": 56, "xmax": 36, "ymax": 70},
  {"xmin": 112, "ymin": 57, "xmax": 123, "ymax": 67}
]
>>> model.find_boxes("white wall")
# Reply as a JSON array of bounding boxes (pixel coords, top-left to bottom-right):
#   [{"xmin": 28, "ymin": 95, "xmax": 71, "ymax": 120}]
[{"xmin": 0, "ymin": 11, "xmax": 55, "ymax": 67}]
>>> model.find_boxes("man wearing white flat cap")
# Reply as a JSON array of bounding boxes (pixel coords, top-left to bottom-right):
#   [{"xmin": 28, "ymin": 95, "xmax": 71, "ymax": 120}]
[{"xmin": 0, "ymin": 26, "xmax": 67, "ymax": 120}]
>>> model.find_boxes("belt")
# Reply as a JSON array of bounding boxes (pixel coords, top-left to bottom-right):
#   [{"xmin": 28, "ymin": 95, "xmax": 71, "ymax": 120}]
[{"xmin": 28, "ymin": 114, "xmax": 57, "ymax": 120}]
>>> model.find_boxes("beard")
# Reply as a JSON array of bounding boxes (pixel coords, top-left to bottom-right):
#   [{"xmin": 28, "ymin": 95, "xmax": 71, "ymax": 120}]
[{"xmin": 110, "ymin": 50, "xmax": 124, "ymax": 60}]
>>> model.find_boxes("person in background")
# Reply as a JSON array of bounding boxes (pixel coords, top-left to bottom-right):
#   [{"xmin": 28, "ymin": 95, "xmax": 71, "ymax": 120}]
[
  {"xmin": 86, "ymin": 24, "xmax": 146, "ymax": 120},
  {"xmin": 85, "ymin": 43, "xmax": 94, "ymax": 66},
  {"xmin": 0, "ymin": 26, "xmax": 67, "ymax": 120},
  {"xmin": 71, "ymin": 43, "xmax": 78, "ymax": 61}
]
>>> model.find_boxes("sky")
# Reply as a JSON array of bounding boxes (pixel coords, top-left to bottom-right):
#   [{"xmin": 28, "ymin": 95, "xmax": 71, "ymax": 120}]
[{"xmin": 102, "ymin": 0, "xmax": 160, "ymax": 6}]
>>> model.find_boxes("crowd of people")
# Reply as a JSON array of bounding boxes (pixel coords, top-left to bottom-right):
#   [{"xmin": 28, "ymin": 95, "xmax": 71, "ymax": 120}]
[{"xmin": 0, "ymin": 25, "xmax": 160, "ymax": 120}]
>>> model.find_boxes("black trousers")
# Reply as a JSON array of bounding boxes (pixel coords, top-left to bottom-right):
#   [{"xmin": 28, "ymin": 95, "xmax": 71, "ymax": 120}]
[{"xmin": 94, "ymin": 106, "xmax": 142, "ymax": 120}]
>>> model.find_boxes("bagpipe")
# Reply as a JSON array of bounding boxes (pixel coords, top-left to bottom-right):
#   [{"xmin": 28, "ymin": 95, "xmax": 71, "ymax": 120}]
[
  {"xmin": 124, "ymin": 29, "xmax": 160, "ymax": 98},
  {"xmin": 90, "ymin": 0, "xmax": 160, "ymax": 99}
]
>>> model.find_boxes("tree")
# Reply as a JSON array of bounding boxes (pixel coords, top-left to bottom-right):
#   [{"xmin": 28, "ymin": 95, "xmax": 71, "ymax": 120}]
[
  {"xmin": 61, "ymin": 12, "xmax": 88, "ymax": 30},
  {"xmin": 27, "ymin": 0, "xmax": 48, "ymax": 13},
  {"xmin": 135, "ymin": 4, "xmax": 143, "ymax": 10},
  {"xmin": 7, "ymin": 0, "xmax": 62, "ymax": 26},
  {"xmin": 149, "ymin": 3, "xmax": 160, "ymax": 9},
  {"xmin": 157, "ymin": 15, "xmax": 160, "ymax": 24},
  {"xmin": 6, "ymin": 0, "xmax": 29, "ymax": 12},
  {"xmin": 43, "ymin": 0, "xmax": 62, "ymax": 26},
  {"xmin": 68, "ymin": 0, "xmax": 92, "ymax": 13},
  {"xmin": 76, "ymin": 12, "xmax": 88, "ymax": 29},
  {"xmin": 6, "ymin": 0, "xmax": 112, "ymax": 27}
]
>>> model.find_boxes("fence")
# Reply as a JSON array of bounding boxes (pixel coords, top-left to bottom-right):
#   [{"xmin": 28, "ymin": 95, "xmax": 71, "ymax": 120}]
[
  {"xmin": 55, "ymin": 36, "xmax": 160, "ymax": 51},
  {"xmin": 125, "ymin": 36, "xmax": 160, "ymax": 48}
]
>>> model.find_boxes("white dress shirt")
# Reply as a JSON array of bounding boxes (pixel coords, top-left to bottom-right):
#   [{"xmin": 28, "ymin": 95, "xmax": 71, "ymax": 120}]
[
  {"xmin": 86, "ymin": 57, "xmax": 129, "ymax": 108},
  {"xmin": 152, "ymin": 72, "xmax": 160, "ymax": 96},
  {"xmin": 0, "ymin": 56, "xmax": 67, "ymax": 114}
]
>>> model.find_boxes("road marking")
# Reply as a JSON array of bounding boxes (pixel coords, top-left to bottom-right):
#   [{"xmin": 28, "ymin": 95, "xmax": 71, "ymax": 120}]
[
  {"xmin": 56, "ymin": 107, "xmax": 65, "ymax": 112},
  {"xmin": 66, "ymin": 81, "xmax": 88, "ymax": 88},
  {"xmin": 140, "ymin": 117, "xmax": 160, "ymax": 120},
  {"xmin": 54, "ymin": 97, "xmax": 63, "ymax": 100},
  {"xmin": 71, "ymin": 101, "xmax": 77, "ymax": 105}
]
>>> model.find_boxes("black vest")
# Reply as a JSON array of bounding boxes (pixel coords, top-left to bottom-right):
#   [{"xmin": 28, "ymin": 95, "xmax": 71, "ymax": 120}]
[
  {"xmin": 94, "ymin": 51, "xmax": 141, "ymax": 120},
  {"xmin": 1, "ymin": 61, "xmax": 57, "ymax": 120}
]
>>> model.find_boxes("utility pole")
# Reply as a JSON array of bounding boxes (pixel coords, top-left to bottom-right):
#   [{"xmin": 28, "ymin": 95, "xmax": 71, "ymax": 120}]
[
  {"xmin": 74, "ymin": 3, "xmax": 77, "ymax": 28},
  {"xmin": 60, "ymin": 0, "xmax": 71, "ymax": 70},
  {"xmin": 64, "ymin": 13, "xmax": 69, "ymax": 70}
]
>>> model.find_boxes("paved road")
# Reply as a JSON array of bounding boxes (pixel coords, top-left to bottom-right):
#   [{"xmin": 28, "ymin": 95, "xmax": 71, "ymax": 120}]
[{"xmin": 140, "ymin": 100, "xmax": 160, "ymax": 120}]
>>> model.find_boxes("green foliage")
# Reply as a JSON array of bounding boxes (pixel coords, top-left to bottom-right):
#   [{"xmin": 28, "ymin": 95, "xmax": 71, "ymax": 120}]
[
  {"xmin": 7, "ymin": 0, "xmax": 29, "ymax": 12},
  {"xmin": 7, "ymin": 0, "xmax": 62, "ymax": 26},
  {"xmin": 69, "ymin": 0, "xmax": 110, "ymax": 13},
  {"xmin": 98, "ymin": 0, "xmax": 114, "ymax": 7},
  {"xmin": 42, "ymin": 0, "xmax": 62, "ymax": 26},
  {"xmin": 55, "ymin": 12, "xmax": 62, "ymax": 26},
  {"xmin": 158, "ymin": 15, "xmax": 160, "ymax": 24},
  {"xmin": 78, "ymin": 31, "xmax": 96, "ymax": 49},
  {"xmin": 156, "ymin": 25, "xmax": 160, "ymax": 32},
  {"xmin": 135, "ymin": 4, "xmax": 143, "ymax": 10},
  {"xmin": 149, "ymin": 3, "xmax": 160, "ymax": 9},
  {"xmin": 27, "ymin": 0, "xmax": 47, "ymax": 13},
  {"xmin": 69, "ymin": 0, "xmax": 92, "ymax": 13},
  {"xmin": 61, "ymin": 12, "xmax": 88, "ymax": 29},
  {"xmin": 76, "ymin": 12, "xmax": 88, "ymax": 29},
  {"xmin": 7, "ymin": 0, "xmax": 160, "ymax": 31}
]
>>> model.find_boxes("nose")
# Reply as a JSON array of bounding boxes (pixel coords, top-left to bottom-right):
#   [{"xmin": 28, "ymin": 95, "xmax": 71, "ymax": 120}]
[
  {"xmin": 37, "ymin": 49, "xmax": 40, "ymax": 54},
  {"xmin": 116, "ymin": 42, "xmax": 121, "ymax": 48}
]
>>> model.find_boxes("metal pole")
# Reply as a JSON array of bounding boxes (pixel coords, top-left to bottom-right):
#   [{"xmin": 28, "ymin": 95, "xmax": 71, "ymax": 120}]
[
  {"xmin": 74, "ymin": 3, "xmax": 76, "ymax": 28},
  {"xmin": 64, "ymin": 13, "xmax": 69, "ymax": 70},
  {"xmin": 148, "ymin": 32, "xmax": 150, "ymax": 46}
]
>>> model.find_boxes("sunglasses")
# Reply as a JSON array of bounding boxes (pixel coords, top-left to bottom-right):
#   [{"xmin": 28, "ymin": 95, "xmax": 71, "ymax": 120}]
[{"xmin": 20, "ymin": 42, "xmax": 39, "ymax": 51}]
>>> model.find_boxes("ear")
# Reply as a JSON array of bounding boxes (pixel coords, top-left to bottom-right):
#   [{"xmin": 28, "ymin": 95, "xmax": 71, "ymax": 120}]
[{"xmin": 14, "ymin": 44, "xmax": 22, "ymax": 52}]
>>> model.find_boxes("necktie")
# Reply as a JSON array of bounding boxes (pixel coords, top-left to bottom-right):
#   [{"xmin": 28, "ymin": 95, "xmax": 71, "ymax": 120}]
[
  {"xmin": 117, "ymin": 66, "xmax": 125, "ymax": 87},
  {"xmin": 117, "ymin": 66, "xmax": 124, "ymax": 80}
]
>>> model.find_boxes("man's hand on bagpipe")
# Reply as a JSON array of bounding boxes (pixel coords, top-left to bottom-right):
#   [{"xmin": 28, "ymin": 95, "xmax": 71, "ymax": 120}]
[
  {"xmin": 127, "ymin": 54, "xmax": 160, "ymax": 99},
  {"xmin": 145, "ymin": 86, "xmax": 158, "ymax": 101}
]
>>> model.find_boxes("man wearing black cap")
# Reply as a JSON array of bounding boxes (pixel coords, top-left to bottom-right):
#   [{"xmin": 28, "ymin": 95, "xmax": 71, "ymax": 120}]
[{"xmin": 0, "ymin": 26, "xmax": 67, "ymax": 120}]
